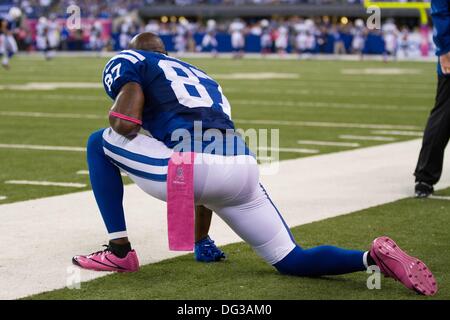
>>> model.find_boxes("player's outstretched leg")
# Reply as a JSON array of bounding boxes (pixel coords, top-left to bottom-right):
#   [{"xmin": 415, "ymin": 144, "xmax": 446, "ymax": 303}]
[
  {"xmin": 273, "ymin": 236, "xmax": 437, "ymax": 296},
  {"xmin": 211, "ymin": 179, "xmax": 438, "ymax": 296},
  {"xmin": 72, "ymin": 129, "xmax": 139, "ymax": 272}
]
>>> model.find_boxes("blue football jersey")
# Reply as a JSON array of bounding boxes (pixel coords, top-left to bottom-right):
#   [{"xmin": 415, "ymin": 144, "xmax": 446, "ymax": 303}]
[{"xmin": 102, "ymin": 50, "xmax": 236, "ymax": 149}]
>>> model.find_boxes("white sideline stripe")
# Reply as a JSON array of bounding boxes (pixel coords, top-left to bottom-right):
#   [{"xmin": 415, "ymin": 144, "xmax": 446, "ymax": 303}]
[
  {"xmin": 339, "ymin": 135, "xmax": 397, "ymax": 142},
  {"xmin": 0, "ymin": 144, "xmax": 86, "ymax": 152},
  {"xmin": 0, "ymin": 143, "xmax": 316, "ymax": 155},
  {"xmin": 1, "ymin": 94, "xmax": 105, "ymax": 101},
  {"xmin": 0, "ymin": 196, "xmax": 7, "ymax": 201},
  {"xmin": 429, "ymin": 195, "xmax": 450, "ymax": 201},
  {"xmin": 0, "ymin": 111, "xmax": 421, "ymax": 131},
  {"xmin": 0, "ymin": 111, "xmax": 104, "ymax": 120},
  {"xmin": 211, "ymin": 73, "xmax": 299, "ymax": 80},
  {"xmin": 257, "ymin": 146, "xmax": 319, "ymax": 154},
  {"xmin": 0, "ymin": 82, "xmax": 103, "ymax": 91},
  {"xmin": 257, "ymin": 156, "xmax": 275, "ymax": 162},
  {"xmin": 77, "ymin": 170, "xmax": 126, "ymax": 177},
  {"xmin": 2, "ymin": 139, "xmax": 450, "ymax": 299},
  {"xmin": 297, "ymin": 140, "xmax": 360, "ymax": 147},
  {"xmin": 371, "ymin": 130, "xmax": 423, "ymax": 137},
  {"xmin": 233, "ymin": 99, "xmax": 427, "ymax": 111},
  {"xmin": 4, "ymin": 180, "xmax": 87, "ymax": 188},
  {"xmin": 235, "ymin": 119, "xmax": 420, "ymax": 130},
  {"xmin": 225, "ymin": 87, "xmax": 433, "ymax": 100}
]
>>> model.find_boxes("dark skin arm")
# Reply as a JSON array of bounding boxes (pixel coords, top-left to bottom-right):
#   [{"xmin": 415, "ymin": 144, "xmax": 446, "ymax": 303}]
[
  {"xmin": 108, "ymin": 82, "xmax": 144, "ymax": 139},
  {"xmin": 108, "ymin": 83, "xmax": 214, "ymax": 245}
]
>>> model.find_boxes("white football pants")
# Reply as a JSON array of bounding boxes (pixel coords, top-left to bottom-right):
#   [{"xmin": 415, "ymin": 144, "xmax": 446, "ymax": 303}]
[{"xmin": 102, "ymin": 128, "xmax": 296, "ymax": 265}]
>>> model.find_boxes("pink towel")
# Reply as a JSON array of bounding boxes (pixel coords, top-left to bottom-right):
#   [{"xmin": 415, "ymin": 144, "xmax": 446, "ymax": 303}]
[{"xmin": 166, "ymin": 152, "xmax": 196, "ymax": 251}]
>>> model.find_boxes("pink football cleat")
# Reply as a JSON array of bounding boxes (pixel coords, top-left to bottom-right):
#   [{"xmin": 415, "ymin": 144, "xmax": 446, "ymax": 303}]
[
  {"xmin": 72, "ymin": 246, "xmax": 140, "ymax": 273},
  {"xmin": 370, "ymin": 236, "xmax": 438, "ymax": 296}
]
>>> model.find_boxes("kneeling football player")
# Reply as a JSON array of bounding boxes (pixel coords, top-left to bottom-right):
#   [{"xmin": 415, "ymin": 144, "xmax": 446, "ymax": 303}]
[{"xmin": 73, "ymin": 33, "xmax": 438, "ymax": 296}]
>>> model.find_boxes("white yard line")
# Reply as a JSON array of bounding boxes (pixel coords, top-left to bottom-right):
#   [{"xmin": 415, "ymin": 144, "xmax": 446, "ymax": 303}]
[
  {"xmin": 0, "ymin": 111, "xmax": 104, "ymax": 120},
  {"xmin": 0, "ymin": 94, "xmax": 105, "ymax": 102},
  {"xmin": 429, "ymin": 195, "xmax": 450, "ymax": 201},
  {"xmin": 0, "ymin": 110, "xmax": 421, "ymax": 131},
  {"xmin": 4, "ymin": 180, "xmax": 87, "ymax": 188},
  {"xmin": 257, "ymin": 156, "xmax": 276, "ymax": 162},
  {"xmin": 225, "ymin": 87, "xmax": 433, "ymax": 99},
  {"xmin": 0, "ymin": 82, "xmax": 103, "ymax": 91},
  {"xmin": 297, "ymin": 140, "xmax": 360, "ymax": 147},
  {"xmin": 339, "ymin": 135, "xmax": 397, "ymax": 142},
  {"xmin": 211, "ymin": 73, "xmax": 299, "ymax": 80},
  {"xmin": 258, "ymin": 146, "xmax": 319, "ymax": 154},
  {"xmin": 0, "ymin": 144, "xmax": 86, "ymax": 152},
  {"xmin": 233, "ymin": 99, "xmax": 427, "ymax": 111},
  {"xmin": 235, "ymin": 119, "xmax": 421, "ymax": 130},
  {"xmin": 371, "ymin": 130, "xmax": 423, "ymax": 137},
  {"xmin": 77, "ymin": 170, "xmax": 126, "ymax": 177},
  {"xmin": 2, "ymin": 139, "xmax": 450, "ymax": 299}
]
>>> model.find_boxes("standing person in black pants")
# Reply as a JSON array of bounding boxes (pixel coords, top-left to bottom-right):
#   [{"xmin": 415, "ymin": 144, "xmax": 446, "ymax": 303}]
[{"xmin": 414, "ymin": 0, "xmax": 450, "ymax": 198}]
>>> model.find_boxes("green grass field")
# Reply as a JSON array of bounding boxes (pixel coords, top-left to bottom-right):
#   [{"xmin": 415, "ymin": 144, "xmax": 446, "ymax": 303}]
[
  {"xmin": 1, "ymin": 54, "xmax": 449, "ymax": 300},
  {"xmin": 0, "ymin": 55, "xmax": 436, "ymax": 203},
  {"xmin": 30, "ymin": 195, "xmax": 450, "ymax": 300}
]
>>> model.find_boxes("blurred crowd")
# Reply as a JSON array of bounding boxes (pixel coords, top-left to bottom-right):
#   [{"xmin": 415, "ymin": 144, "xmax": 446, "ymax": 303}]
[
  {"xmin": 4, "ymin": 0, "xmax": 431, "ymax": 20},
  {"xmin": 1, "ymin": 0, "xmax": 433, "ymax": 59}
]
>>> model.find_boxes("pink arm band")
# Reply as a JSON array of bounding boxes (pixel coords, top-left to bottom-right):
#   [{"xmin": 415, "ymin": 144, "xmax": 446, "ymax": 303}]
[{"xmin": 109, "ymin": 111, "xmax": 143, "ymax": 126}]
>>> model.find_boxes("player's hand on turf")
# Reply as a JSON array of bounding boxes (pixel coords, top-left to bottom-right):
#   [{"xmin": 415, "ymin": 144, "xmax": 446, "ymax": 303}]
[{"xmin": 439, "ymin": 52, "xmax": 450, "ymax": 75}]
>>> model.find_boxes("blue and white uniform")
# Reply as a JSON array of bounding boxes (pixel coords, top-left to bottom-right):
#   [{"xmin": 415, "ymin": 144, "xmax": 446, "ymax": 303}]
[
  {"xmin": 0, "ymin": 13, "xmax": 18, "ymax": 65},
  {"xmin": 88, "ymin": 49, "xmax": 366, "ymax": 274},
  {"xmin": 97, "ymin": 49, "xmax": 294, "ymax": 264}
]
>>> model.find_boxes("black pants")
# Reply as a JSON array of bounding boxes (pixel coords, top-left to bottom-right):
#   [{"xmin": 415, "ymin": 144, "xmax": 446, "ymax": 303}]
[{"xmin": 414, "ymin": 76, "xmax": 450, "ymax": 185}]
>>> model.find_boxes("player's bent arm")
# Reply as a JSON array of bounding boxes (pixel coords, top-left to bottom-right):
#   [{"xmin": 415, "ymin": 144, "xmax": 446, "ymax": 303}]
[{"xmin": 109, "ymin": 82, "xmax": 144, "ymax": 139}]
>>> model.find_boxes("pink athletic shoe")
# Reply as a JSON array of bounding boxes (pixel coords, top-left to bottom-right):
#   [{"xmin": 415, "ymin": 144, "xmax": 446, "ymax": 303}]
[
  {"xmin": 370, "ymin": 236, "xmax": 438, "ymax": 296},
  {"xmin": 72, "ymin": 246, "xmax": 139, "ymax": 273}
]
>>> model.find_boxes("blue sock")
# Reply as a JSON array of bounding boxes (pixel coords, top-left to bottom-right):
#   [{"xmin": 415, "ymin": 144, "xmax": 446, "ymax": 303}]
[
  {"xmin": 274, "ymin": 245, "xmax": 366, "ymax": 276},
  {"xmin": 87, "ymin": 129, "xmax": 127, "ymax": 239}
]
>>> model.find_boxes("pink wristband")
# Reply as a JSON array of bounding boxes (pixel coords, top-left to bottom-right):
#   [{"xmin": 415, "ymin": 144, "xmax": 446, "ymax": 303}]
[{"xmin": 109, "ymin": 111, "xmax": 143, "ymax": 126}]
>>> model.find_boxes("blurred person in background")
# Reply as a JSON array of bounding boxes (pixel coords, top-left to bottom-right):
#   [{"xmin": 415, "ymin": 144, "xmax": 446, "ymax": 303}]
[
  {"xmin": 36, "ymin": 16, "xmax": 49, "ymax": 58},
  {"xmin": 174, "ymin": 20, "xmax": 188, "ymax": 54},
  {"xmin": 332, "ymin": 25, "xmax": 346, "ymax": 55},
  {"xmin": 229, "ymin": 18, "xmax": 246, "ymax": 58},
  {"xmin": 0, "ymin": 6, "xmax": 21, "ymax": 69},
  {"xmin": 144, "ymin": 19, "xmax": 160, "ymax": 35},
  {"xmin": 119, "ymin": 16, "xmax": 136, "ymax": 50},
  {"xmin": 351, "ymin": 19, "xmax": 366, "ymax": 59},
  {"xmin": 398, "ymin": 26, "xmax": 410, "ymax": 58},
  {"xmin": 201, "ymin": 19, "xmax": 218, "ymax": 57},
  {"xmin": 382, "ymin": 19, "xmax": 399, "ymax": 61},
  {"xmin": 90, "ymin": 21, "xmax": 105, "ymax": 52},
  {"xmin": 275, "ymin": 20, "xmax": 289, "ymax": 55},
  {"xmin": 46, "ymin": 14, "xmax": 60, "ymax": 59},
  {"xmin": 260, "ymin": 19, "xmax": 272, "ymax": 55}
]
